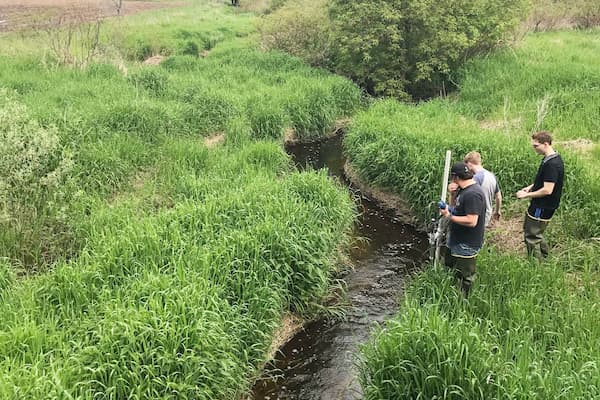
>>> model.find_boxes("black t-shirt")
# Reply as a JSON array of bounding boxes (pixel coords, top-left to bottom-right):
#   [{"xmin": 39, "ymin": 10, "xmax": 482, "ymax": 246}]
[
  {"xmin": 449, "ymin": 183, "xmax": 486, "ymax": 249},
  {"xmin": 530, "ymin": 153, "xmax": 564, "ymax": 211}
]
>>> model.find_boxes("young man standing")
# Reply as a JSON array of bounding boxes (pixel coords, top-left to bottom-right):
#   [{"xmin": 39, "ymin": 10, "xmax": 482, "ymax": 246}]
[
  {"xmin": 440, "ymin": 162, "xmax": 486, "ymax": 296},
  {"xmin": 516, "ymin": 131, "xmax": 564, "ymax": 259},
  {"xmin": 464, "ymin": 151, "xmax": 502, "ymax": 227}
]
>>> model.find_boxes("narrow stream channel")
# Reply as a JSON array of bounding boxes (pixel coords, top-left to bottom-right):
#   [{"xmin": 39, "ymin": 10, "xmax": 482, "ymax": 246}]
[{"xmin": 251, "ymin": 135, "xmax": 428, "ymax": 400}]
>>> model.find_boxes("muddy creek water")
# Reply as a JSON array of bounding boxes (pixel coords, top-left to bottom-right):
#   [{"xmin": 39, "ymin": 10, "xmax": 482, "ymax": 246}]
[{"xmin": 251, "ymin": 135, "xmax": 428, "ymax": 400}]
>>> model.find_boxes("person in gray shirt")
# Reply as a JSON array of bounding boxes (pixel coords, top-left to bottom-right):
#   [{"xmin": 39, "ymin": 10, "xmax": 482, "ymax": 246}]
[{"xmin": 464, "ymin": 151, "xmax": 502, "ymax": 227}]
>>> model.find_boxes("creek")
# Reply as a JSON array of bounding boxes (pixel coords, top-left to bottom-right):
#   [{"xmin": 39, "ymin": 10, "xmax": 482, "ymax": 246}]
[{"xmin": 251, "ymin": 134, "xmax": 428, "ymax": 400}]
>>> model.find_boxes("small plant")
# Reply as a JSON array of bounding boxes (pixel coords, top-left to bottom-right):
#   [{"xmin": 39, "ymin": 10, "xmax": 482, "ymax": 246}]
[
  {"xmin": 180, "ymin": 40, "xmax": 200, "ymax": 57},
  {"xmin": 43, "ymin": 14, "xmax": 103, "ymax": 68},
  {"xmin": 127, "ymin": 68, "xmax": 169, "ymax": 96}
]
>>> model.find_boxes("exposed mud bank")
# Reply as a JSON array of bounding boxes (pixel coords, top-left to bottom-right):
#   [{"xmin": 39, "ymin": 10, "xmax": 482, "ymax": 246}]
[{"xmin": 343, "ymin": 161, "xmax": 424, "ymax": 232}]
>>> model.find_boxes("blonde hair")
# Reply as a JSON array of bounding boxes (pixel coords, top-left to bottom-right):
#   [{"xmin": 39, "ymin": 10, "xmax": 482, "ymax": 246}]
[{"xmin": 464, "ymin": 151, "xmax": 482, "ymax": 165}]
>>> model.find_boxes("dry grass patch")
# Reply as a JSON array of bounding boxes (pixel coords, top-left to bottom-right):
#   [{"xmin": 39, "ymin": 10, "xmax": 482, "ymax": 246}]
[
  {"xmin": 143, "ymin": 54, "xmax": 166, "ymax": 65},
  {"xmin": 486, "ymin": 215, "xmax": 526, "ymax": 255},
  {"xmin": 479, "ymin": 117, "xmax": 522, "ymax": 132},
  {"xmin": 556, "ymin": 138, "xmax": 596, "ymax": 154},
  {"xmin": 203, "ymin": 132, "xmax": 225, "ymax": 148}
]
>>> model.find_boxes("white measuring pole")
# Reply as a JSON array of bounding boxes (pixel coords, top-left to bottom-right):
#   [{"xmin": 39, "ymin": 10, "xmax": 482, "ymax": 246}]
[{"xmin": 434, "ymin": 150, "xmax": 452, "ymax": 266}]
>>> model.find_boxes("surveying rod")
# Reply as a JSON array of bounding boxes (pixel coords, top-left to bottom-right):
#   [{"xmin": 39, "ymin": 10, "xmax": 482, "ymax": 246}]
[{"xmin": 434, "ymin": 150, "xmax": 452, "ymax": 267}]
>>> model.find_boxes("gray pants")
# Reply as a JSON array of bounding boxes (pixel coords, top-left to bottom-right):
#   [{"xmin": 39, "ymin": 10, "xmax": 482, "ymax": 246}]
[{"xmin": 523, "ymin": 213, "xmax": 550, "ymax": 259}]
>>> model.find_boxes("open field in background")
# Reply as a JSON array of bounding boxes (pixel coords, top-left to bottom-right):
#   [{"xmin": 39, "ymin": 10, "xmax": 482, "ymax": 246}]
[
  {"xmin": 0, "ymin": 0, "xmax": 180, "ymax": 33},
  {"xmin": 348, "ymin": 29, "xmax": 600, "ymax": 399},
  {"xmin": 0, "ymin": 1, "xmax": 361, "ymax": 397}
]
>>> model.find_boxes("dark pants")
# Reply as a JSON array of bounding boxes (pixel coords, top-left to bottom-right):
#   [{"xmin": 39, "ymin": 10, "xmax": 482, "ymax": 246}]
[
  {"xmin": 523, "ymin": 213, "xmax": 550, "ymax": 259},
  {"xmin": 444, "ymin": 248, "xmax": 477, "ymax": 297}
]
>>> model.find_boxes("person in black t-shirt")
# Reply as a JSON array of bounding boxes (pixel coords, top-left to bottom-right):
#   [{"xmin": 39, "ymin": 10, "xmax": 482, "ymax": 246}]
[
  {"xmin": 440, "ymin": 162, "xmax": 486, "ymax": 296},
  {"xmin": 517, "ymin": 131, "xmax": 564, "ymax": 259}
]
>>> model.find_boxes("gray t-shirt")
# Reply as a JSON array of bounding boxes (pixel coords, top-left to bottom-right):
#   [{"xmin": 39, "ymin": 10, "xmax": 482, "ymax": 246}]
[{"xmin": 474, "ymin": 168, "xmax": 500, "ymax": 226}]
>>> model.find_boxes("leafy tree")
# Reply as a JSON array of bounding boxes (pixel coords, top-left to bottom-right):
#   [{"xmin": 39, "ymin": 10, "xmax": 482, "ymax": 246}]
[{"xmin": 329, "ymin": 0, "xmax": 529, "ymax": 99}]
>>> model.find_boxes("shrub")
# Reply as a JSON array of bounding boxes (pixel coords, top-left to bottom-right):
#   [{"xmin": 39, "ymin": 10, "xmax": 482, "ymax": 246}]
[
  {"xmin": 0, "ymin": 89, "xmax": 75, "ymax": 269},
  {"xmin": 328, "ymin": 0, "xmax": 529, "ymax": 99},
  {"xmin": 259, "ymin": 0, "xmax": 333, "ymax": 67}
]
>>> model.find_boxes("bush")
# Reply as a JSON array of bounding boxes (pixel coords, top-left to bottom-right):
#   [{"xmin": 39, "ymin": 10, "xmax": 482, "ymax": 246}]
[
  {"xmin": 259, "ymin": 0, "xmax": 333, "ymax": 67},
  {"xmin": 0, "ymin": 89, "xmax": 75, "ymax": 269},
  {"xmin": 328, "ymin": 0, "xmax": 529, "ymax": 99}
]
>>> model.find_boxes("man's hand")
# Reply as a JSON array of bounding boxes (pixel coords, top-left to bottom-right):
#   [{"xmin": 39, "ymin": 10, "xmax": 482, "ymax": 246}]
[
  {"xmin": 493, "ymin": 211, "xmax": 501, "ymax": 221},
  {"xmin": 448, "ymin": 182, "xmax": 459, "ymax": 193},
  {"xmin": 440, "ymin": 207, "xmax": 451, "ymax": 218},
  {"xmin": 516, "ymin": 189, "xmax": 529, "ymax": 199}
]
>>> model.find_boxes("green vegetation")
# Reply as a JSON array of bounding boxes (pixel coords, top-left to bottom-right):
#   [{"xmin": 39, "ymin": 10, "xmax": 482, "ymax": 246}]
[
  {"xmin": 345, "ymin": 30, "xmax": 600, "ymax": 239},
  {"xmin": 360, "ymin": 253, "xmax": 600, "ymax": 399},
  {"xmin": 0, "ymin": 1, "xmax": 361, "ymax": 397},
  {"xmin": 349, "ymin": 29, "xmax": 600, "ymax": 399},
  {"xmin": 457, "ymin": 30, "xmax": 600, "ymax": 141},
  {"xmin": 0, "ymin": 40, "xmax": 360, "ymax": 270},
  {"xmin": 261, "ymin": 0, "xmax": 528, "ymax": 100}
]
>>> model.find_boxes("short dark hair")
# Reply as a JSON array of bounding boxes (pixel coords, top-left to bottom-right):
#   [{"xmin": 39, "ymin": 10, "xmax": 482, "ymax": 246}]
[{"xmin": 532, "ymin": 131, "xmax": 553, "ymax": 145}]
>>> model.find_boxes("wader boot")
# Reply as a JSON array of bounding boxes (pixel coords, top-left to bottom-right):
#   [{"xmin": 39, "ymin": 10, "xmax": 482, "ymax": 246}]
[
  {"xmin": 523, "ymin": 214, "xmax": 550, "ymax": 259},
  {"xmin": 454, "ymin": 256, "xmax": 476, "ymax": 297},
  {"xmin": 445, "ymin": 253, "xmax": 476, "ymax": 297}
]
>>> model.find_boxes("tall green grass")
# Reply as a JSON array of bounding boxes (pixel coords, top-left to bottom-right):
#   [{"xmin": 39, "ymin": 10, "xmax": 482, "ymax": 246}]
[
  {"xmin": 345, "ymin": 99, "xmax": 600, "ymax": 238},
  {"xmin": 360, "ymin": 253, "xmax": 600, "ymax": 399},
  {"xmin": 456, "ymin": 29, "xmax": 600, "ymax": 142},
  {"xmin": 0, "ymin": 1, "xmax": 362, "ymax": 397},
  {"xmin": 0, "ymin": 37, "xmax": 361, "ymax": 270},
  {"xmin": 349, "ymin": 29, "xmax": 600, "ymax": 399}
]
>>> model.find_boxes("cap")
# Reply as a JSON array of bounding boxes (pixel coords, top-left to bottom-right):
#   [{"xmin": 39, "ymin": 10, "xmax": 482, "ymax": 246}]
[{"xmin": 450, "ymin": 162, "xmax": 473, "ymax": 179}]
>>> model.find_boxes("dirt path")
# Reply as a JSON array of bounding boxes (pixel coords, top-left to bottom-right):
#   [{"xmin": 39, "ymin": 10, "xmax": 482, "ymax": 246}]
[{"xmin": 0, "ymin": 0, "xmax": 182, "ymax": 32}]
